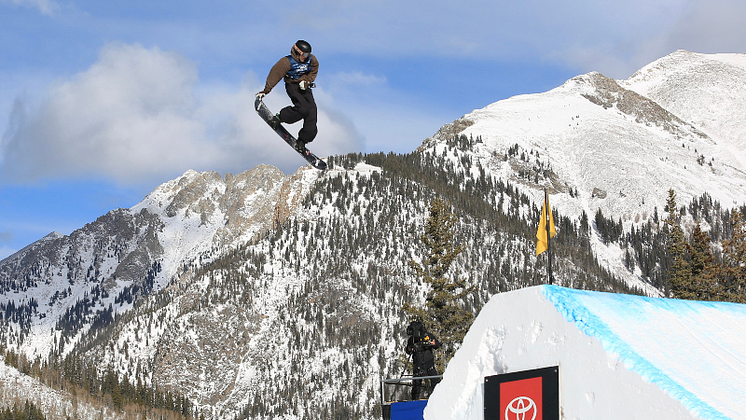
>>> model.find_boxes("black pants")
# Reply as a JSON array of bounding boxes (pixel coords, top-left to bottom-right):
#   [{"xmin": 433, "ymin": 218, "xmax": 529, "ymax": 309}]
[
  {"xmin": 280, "ymin": 82, "xmax": 318, "ymax": 144},
  {"xmin": 412, "ymin": 364, "xmax": 439, "ymax": 400}
]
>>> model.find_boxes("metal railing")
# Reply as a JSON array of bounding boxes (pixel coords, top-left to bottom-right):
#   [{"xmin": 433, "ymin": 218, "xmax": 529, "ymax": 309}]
[
  {"xmin": 380, "ymin": 375, "xmax": 443, "ymax": 420},
  {"xmin": 380, "ymin": 375, "xmax": 444, "ymax": 404}
]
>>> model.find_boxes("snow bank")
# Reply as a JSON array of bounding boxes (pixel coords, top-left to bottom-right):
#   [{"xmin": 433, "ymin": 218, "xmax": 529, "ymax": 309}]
[{"xmin": 425, "ymin": 286, "xmax": 746, "ymax": 420}]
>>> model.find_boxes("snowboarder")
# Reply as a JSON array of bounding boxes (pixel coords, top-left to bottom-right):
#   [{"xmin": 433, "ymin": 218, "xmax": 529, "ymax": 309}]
[
  {"xmin": 405, "ymin": 321, "xmax": 441, "ymax": 400},
  {"xmin": 255, "ymin": 40, "xmax": 319, "ymax": 153}
]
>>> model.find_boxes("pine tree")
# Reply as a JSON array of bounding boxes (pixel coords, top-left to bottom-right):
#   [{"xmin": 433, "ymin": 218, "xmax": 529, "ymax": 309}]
[
  {"xmin": 686, "ymin": 223, "xmax": 721, "ymax": 300},
  {"xmin": 721, "ymin": 209, "xmax": 746, "ymax": 303},
  {"xmin": 404, "ymin": 197, "xmax": 475, "ymax": 372},
  {"xmin": 112, "ymin": 381, "xmax": 124, "ymax": 411},
  {"xmin": 664, "ymin": 189, "xmax": 693, "ymax": 298}
]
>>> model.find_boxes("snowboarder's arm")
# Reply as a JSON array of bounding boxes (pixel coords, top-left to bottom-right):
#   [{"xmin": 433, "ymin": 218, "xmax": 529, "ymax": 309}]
[{"xmin": 260, "ymin": 57, "xmax": 291, "ymax": 94}]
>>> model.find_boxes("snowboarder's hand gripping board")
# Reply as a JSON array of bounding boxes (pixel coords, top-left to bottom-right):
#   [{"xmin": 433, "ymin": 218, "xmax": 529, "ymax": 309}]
[{"xmin": 254, "ymin": 97, "xmax": 327, "ymax": 170}]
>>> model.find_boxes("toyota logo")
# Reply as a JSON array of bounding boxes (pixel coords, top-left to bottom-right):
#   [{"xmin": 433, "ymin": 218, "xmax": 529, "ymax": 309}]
[{"xmin": 505, "ymin": 396, "xmax": 537, "ymax": 420}]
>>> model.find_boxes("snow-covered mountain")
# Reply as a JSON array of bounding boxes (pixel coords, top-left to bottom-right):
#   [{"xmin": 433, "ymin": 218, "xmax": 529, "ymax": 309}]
[
  {"xmin": 0, "ymin": 165, "xmax": 320, "ymax": 360},
  {"xmin": 423, "ymin": 49, "xmax": 746, "ymax": 289},
  {"xmin": 428, "ymin": 50, "xmax": 746, "ymax": 222},
  {"xmin": 1, "ymin": 50, "xmax": 745, "ymax": 419}
]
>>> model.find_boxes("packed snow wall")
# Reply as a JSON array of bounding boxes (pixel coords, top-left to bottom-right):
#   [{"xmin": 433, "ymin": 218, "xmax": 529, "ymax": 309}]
[{"xmin": 424, "ymin": 285, "xmax": 746, "ymax": 420}]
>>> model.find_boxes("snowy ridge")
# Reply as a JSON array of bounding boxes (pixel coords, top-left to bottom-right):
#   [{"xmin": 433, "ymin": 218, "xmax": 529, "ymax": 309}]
[
  {"xmin": 623, "ymin": 50, "xmax": 746, "ymax": 169},
  {"xmin": 426, "ymin": 286, "xmax": 746, "ymax": 420},
  {"xmin": 130, "ymin": 166, "xmax": 322, "ymax": 282},
  {"xmin": 452, "ymin": 51, "xmax": 746, "ymax": 224}
]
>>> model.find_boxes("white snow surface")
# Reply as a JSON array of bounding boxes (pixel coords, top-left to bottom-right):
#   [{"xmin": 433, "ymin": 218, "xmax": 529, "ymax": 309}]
[
  {"xmin": 425, "ymin": 285, "xmax": 746, "ymax": 420},
  {"xmin": 622, "ymin": 50, "xmax": 746, "ymax": 170}
]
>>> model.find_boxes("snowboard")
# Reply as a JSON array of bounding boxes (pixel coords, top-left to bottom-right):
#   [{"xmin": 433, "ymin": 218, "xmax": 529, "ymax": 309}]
[{"xmin": 255, "ymin": 97, "xmax": 327, "ymax": 170}]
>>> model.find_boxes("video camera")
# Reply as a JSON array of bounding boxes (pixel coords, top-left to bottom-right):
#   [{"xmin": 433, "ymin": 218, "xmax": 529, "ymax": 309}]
[{"xmin": 407, "ymin": 321, "xmax": 432, "ymax": 346}]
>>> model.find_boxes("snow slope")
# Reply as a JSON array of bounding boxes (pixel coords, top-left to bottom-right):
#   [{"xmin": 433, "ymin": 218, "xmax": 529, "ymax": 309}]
[
  {"xmin": 425, "ymin": 286, "xmax": 746, "ymax": 420},
  {"xmin": 623, "ymin": 50, "xmax": 746, "ymax": 170},
  {"xmin": 0, "ymin": 360, "xmax": 125, "ymax": 420}
]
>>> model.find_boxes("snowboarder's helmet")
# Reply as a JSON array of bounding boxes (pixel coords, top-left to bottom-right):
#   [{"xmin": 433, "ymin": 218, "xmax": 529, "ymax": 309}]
[{"xmin": 295, "ymin": 40, "xmax": 312, "ymax": 54}]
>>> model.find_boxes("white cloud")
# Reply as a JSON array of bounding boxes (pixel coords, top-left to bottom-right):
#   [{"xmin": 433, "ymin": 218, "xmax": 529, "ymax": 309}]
[
  {"xmin": 330, "ymin": 71, "xmax": 387, "ymax": 87},
  {"xmin": 662, "ymin": 0, "xmax": 746, "ymax": 55},
  {"xmin": 1, "ymin": 0, "xmax": 58, "ymax": 15},
  {"xmin": 0, "ymin": 245, "xmax": 16, "ymax": 261},
  {"xmin": 549, "ymin": 0, "xmax": 746, "ymax": 78},
  {"xmin": 2, "ymin": 43, "xmax": 208, "ymax": 182},
  {"xmin": 284, "ymin": 0, "xmax": 746, "ymax": 79},
  {"xmin": 0, "ymin": 231, "xmax": 14, "ymax": 260},
  {"xmin": 0, "ymin": 43, "xmax": 363, "ymax": 183},
  {"xmin": 314, "ymin": 70, "xmax": 449, "ymax": 154}
]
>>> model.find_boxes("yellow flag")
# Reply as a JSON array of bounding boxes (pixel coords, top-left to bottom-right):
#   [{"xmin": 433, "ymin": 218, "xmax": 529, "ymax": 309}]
[{"xmin": 536, "ymin": 195, "xmax": 556, "ymax": 255}]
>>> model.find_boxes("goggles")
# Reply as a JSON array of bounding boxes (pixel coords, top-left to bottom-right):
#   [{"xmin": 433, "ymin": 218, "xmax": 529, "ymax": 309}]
[{"xmin": 294, "ymin": 45, "xmax": 310, "ymax": 59}]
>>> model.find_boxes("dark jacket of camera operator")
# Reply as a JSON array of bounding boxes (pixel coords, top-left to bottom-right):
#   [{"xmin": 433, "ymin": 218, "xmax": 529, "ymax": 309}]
[
  {"xmin": 405, "ymin": 328, "xmax": 441, "ymax": 368},
  {"xmin": 405, "ymin": 321, "xmax": 441, "ymax": 400}
]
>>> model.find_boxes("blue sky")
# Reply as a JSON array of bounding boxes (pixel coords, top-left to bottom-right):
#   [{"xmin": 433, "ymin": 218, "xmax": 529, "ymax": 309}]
[{"xmin": 1, "ymin": 0, "xmax": 745, "ymax": 259}]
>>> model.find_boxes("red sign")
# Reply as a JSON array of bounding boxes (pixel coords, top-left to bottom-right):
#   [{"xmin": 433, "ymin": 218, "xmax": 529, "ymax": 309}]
[
  {"xmin": 484, "ymin": 366, "xmax": 559, "ymax": 420},
  {"xmin": 500, "ymin": 377, "xmax": 542, "ymax": 420}
]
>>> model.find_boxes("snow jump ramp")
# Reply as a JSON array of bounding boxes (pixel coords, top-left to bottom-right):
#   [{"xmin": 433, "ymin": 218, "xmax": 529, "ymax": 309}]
[{"xmin": 424, "ymin": 285, "xmax": 746, "ymax": 420}]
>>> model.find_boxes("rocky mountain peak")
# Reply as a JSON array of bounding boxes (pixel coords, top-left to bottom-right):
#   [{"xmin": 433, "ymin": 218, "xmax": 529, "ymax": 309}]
[{"xmin": 575, "ymin": 71, "xmax": 708, "ymax": 141}]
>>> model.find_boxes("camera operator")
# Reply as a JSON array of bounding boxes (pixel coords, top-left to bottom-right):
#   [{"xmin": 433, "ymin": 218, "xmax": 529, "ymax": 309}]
[{"xmin": 405, "ymin": 321, "xmax": 441, "ymax": 400}]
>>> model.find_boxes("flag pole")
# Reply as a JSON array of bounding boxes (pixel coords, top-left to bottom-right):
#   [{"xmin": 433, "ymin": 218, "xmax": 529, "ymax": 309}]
[
  {"xmin": 536, "ymin": 187, "xmax": 556, "ymax": 284},
  {"xmin": 545, "ymin": 187, "xmax": 553, "ymax": 285}
]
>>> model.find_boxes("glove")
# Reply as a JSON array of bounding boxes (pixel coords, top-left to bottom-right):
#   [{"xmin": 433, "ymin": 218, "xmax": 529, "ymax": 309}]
[
  {"xmin": 255, "ymin": 92, "xmax": 266, "ymax": 99},
  {"xmin": 299, "ymin": 81, "xmax": 308, "ymax": 90}
]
